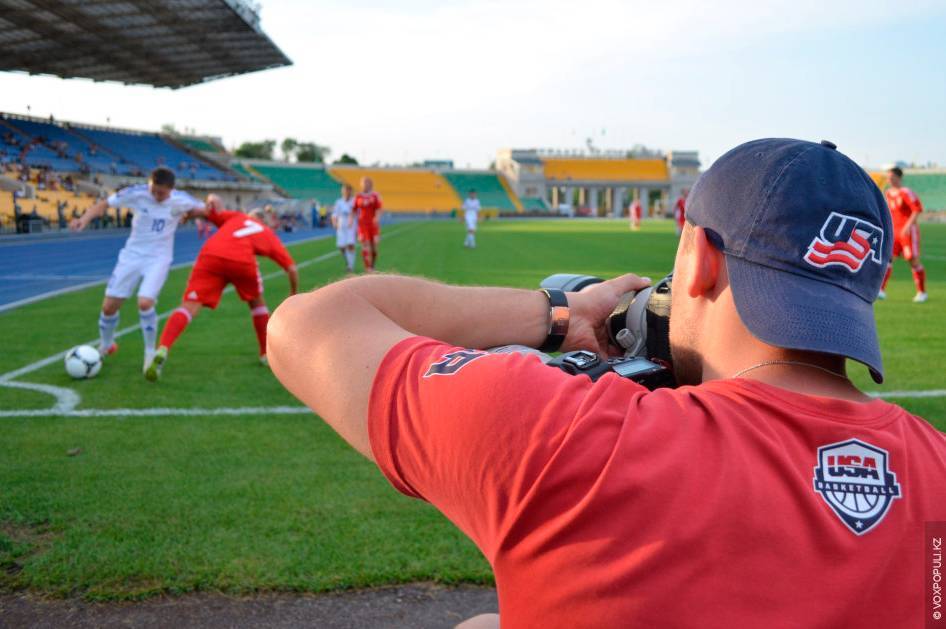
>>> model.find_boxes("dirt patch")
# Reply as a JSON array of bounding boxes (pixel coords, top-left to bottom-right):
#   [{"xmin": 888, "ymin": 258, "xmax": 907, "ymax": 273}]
[{"xmin": 0, "ymin": 583, "xmax": 498, "ymax": 629}]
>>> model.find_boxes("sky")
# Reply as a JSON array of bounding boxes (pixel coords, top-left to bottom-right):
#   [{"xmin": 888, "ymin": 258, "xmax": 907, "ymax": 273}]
[{"xmin": 2, "ymin": 0, "xmax": 945, "ymax": 169}]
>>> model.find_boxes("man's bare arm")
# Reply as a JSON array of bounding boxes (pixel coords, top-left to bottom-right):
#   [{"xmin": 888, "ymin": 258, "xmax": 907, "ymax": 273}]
[
  {"xmin": 70, "ymin": 198, "xmax": 108, "ymax": 231},
  {"xmin": 267, "ymin": 273, "xmax": 648, "ymax": 459},
  {"xmin": 286, "ymin": 265, "xmax": 299, "ymax": 296}
]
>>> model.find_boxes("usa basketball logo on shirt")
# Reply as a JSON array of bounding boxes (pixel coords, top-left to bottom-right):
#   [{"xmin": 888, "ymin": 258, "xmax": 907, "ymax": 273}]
[
  {"xmin": 804, "ymin": 212, "xmax": 884, "ymax": 273},
  {"xmin": 812, "ymin": 439, "xmax": 901, "ymax": 535}
]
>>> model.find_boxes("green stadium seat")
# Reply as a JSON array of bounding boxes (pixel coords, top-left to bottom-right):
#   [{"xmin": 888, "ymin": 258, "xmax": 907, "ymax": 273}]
[
  {"xmin": 521, "ymin": 197, "xmax": 549, "ymax": 211},
  {"xmin": 441, "ymin": 171, "xmax": 519, "ymax": 212},
  {"xmin": 249, "ymin": 163, "xmax": 342, "ymax": 205},
  {"xmin": 904, "ymin": 173, "xmax": 946, "ymax": 212}
]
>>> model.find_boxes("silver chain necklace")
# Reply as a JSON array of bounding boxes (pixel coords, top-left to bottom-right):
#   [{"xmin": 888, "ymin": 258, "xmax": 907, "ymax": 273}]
[{"xmin": 732, "ymin": 359, "xmax": 849, "ymax": 380}]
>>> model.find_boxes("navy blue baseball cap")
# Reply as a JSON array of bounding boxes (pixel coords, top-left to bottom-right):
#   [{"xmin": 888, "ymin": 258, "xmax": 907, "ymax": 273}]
[{"xmin": 686, "ymin": 138, "xmax": 892, "ymax": 383}]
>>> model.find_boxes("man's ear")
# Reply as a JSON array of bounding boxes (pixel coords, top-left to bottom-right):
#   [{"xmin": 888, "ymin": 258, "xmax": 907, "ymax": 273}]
[{"xmin": 684, "ymin": 226, "xmax": 722, "ymax": 298}]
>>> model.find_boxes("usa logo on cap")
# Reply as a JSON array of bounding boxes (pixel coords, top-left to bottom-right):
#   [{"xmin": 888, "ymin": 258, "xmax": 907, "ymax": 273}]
[
  {"xmin": 804, "ymin": 212, "xmax": 884, "ymax": 273},
  {"xmin": 813, "ymin": 438, "xmax": 901, "ymax": 535}
]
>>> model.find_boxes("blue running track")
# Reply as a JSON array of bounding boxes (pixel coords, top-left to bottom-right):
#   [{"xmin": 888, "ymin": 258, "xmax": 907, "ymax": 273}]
[{"xmin": 0, "ymin": 227, "xmax": 333, "ymax": 312}]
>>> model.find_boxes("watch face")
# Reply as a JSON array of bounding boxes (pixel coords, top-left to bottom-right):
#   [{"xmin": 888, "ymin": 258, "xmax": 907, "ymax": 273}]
[{"xmin": 549, "ymin": 306, "xmax": 569, "ymax": 337}]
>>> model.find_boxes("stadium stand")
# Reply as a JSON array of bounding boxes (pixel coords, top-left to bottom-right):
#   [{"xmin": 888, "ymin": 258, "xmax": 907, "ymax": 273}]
[
  {"xmin": 249, "ymin": 164, "xmax": 341, "ymax": 205},
  {"xmin": 329, "ymin": 168, "xmax": 462, "ymax": 213},
  {"xmin": 521, "ymin": 197, "xmax": 550, "ymax": 211},
  {"xmin": 542, "ymin": 158, "xmax": 669, "ymax": 182},
  {"xmin": 441, "ymin": 171, "xmax": 519, "ymax": 211},
  {"xmin": 869, "ymin": 170, "xmax": 946, "ymax": 211},
  {"xmin": 179, "ymin": 137, "xmax": 225, "ymax": 153},
  {"xmin": 78, "ymin": 126, "xmax": 235, "ymax": 181},
  {"xmin": 1, "ymin": 114, "xmax": 235, "ymax": 181},
  {"xmin": 231, "ymin": 162, "xmax": 266, "ymax": 182},
  {"xmin": 904, "ymin": 172, "xmax": 946, "ymax": 211}
]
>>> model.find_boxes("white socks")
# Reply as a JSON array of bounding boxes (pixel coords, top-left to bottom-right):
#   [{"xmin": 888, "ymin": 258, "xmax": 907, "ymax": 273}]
[
  {"xmin": 464, "ymin": 234, "xmax": 476, "ymax": 247},
  {"xmin": 139, "ymin": 307, "xmax": 158, "ymax": 356},
  {"xmin": 98, "ymin": 311, "xmax": 120, "ymax": 353},
  {"xmin": 344, "ymin": 249, "xmax": 355, "ymax": 271}
]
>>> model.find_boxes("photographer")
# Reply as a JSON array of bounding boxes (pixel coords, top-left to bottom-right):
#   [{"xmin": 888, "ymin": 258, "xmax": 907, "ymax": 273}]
[{"xmin": 268, "ymin": 139, "xmax": 946, "ymax": 628}]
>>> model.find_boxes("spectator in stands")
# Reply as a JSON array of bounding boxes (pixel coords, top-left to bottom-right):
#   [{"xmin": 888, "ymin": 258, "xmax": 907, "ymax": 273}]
[{"xmin": 57, "ymin": 200, "xmax": 67, "ymax": 230}]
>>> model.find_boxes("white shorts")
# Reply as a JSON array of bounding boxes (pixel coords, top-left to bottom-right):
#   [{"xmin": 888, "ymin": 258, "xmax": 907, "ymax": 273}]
[
  {"xmin": 105, "ymin": 248, "xmax": 172, "ymax": 301},
  {"xmin": 465, "ymin": 215, "xmax": 478, "ymax": 231},
  {"xmin": 336, "ymin": 228, "xmax": 357, "ymax": 248}
]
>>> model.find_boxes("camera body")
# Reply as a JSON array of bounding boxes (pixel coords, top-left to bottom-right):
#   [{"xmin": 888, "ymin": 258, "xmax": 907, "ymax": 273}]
[{"xmin": 539, "ymin": 273, "xmax": 676, "ymax": 389}]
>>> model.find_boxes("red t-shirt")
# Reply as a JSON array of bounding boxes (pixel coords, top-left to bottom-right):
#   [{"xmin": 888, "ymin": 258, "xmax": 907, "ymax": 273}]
[
  {"xmin": 201, "ymin": 209, "xmax": 294, "ymax": 270},
  {"xmin": 354, "ymin": 192, "xmax": 383, "ymax": 225},
  {"xmin": 885, "ymin": 186, "xmax": 923, "ymax": 230},
  {"xmin": 369, "ymin": 337, "xmax": 946, "ymax": 629},
  {"xmin": 674, "ymin": 197, "xmax": 686, "ymax": 225}
]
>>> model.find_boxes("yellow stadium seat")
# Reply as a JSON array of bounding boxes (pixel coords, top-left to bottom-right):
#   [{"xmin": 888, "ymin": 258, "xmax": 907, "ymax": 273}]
[
  {"xmin": 328, "ymin": 168, "xmax": 462, "ymax": 213},
  {"xmin": 542, "ymin": 159, "xmax": 669, "ymax": 182},
  {"xmin": 0, "ymin": 190, "xmax": 14, "ymax": 222}
]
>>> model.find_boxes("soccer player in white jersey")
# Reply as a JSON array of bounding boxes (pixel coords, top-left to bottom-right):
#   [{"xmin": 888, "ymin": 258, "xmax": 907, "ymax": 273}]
[
  {"xmin": 331, "ymin": 184, "xmax": 357, "ymax": 272},
  {"xmin": 462, "ymin": 189, "xmax": 481, "ymax": 248},
  {"xmin": 70, "ymin": 167, "xmax": 206, "ymax": 371}
]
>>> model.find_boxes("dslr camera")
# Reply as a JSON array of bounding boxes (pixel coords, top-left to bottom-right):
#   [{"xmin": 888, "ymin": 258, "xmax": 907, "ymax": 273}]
[{"xmin": 492, "ymin": 274, "xmax": 676, "ymax": 389}]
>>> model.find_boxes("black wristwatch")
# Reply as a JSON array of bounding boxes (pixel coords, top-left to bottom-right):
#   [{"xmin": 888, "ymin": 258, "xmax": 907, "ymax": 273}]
[{"xmin": 538, "ymin": 288, "xmax": 569, "ymax": 353}]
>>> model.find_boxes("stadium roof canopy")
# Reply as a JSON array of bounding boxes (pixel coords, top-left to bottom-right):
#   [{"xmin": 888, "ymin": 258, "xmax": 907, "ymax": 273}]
[{"xmin": 0, "ymin": 0, "xmax": 291, "ymax": 88}]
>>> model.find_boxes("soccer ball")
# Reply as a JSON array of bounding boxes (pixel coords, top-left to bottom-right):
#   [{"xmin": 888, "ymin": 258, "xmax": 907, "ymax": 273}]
[{"xmin": 64, "ymin": 345, "xmax": 102, "ymax": 379}]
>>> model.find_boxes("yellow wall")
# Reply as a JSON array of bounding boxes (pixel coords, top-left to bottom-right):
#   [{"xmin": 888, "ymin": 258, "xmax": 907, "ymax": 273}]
[
  {"xmin": 542, "ymin": 158, "xmax": 669, "ymax": 182},
  {"xmin": 868, "ymin": 171, "xmax": 887, "ymax": 189},
  {"xmin": 328, "ymin": 168, "xmax": 462, "ymax": 212}
]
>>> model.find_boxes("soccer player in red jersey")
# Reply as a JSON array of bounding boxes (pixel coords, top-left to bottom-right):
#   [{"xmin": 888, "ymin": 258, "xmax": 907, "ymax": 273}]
[
  {"xmin": 144, "ymin": 196, "xmax": 299, "ymax": 381},
  {"xmin": 353, "ymin": 177, "xmax": 383, "ymax": 271},
  {"xmin": 881, "ymin": 166, "xmax": 927, "ymax": 302},
  {"xmin": 673, "ymin": 188, "xmax": 688, "ymax": 236}
]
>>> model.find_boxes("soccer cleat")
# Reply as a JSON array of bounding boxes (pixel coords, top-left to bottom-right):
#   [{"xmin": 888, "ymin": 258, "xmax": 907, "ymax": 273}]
[
  {"xmin": 99, "ymin": 342, "xmax": 119, "ymax": 357},
  {"xmin": 259, "ymin": 354, "xmax": 269, "ymax": 367},
  {"xmin": 876, "ymin": 290, "xmax": 886, "ymax": 300},
  {"xmin": 144, "ymin": 346, "xmax": 168, "ymax": 382},
  {"xmin": 913, "ymin": 292, "xmax": 928, "ymax": 303}
]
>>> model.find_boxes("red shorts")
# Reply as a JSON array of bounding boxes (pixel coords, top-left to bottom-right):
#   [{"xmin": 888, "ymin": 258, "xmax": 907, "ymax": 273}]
[
  {"xmin": 892, "ymin": 224, "xmax": 920, "ymax": 260},
  {"xmin": 184, "ymin": 254, "xmax": 261, "ymax": 309},
  {"xmin": 358, "ymin": 222, "xmax": 380, "ymax": 243}
]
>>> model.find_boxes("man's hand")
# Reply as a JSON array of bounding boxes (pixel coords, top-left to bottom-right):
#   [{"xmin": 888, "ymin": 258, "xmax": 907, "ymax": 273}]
[
  {"xmin": 563, "ymin": 274, "xmax": 651, "ymax": 356},
  {"xmin": 69, "ymin": 217, "xmax": 85, "ymax": 232}
]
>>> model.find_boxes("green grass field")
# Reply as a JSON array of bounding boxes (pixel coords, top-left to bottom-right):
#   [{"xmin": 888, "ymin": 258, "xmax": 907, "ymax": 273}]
[{"xmin": 2, "ymin": 219, "xmax": 945, "ymax": 600}]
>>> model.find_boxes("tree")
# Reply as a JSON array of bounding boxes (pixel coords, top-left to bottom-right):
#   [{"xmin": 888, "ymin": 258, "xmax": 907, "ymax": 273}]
[
  {"xmin": 333, "ymin": 153, "xmax": 359, "ymax": 165},
  {"xmin": 281, "ymin": 138, "xmax": 298, "ymax": 161},
  {"xmin": 161, "ymin": 123, "xmax": 178, "ymax": 136},
  {"xmin": 295, "ymin": 142, "xmax": 330, "ymax": 163},
  {"xmin": 234, "ymin": 140, "xmax": 276, "ymax": 160}
]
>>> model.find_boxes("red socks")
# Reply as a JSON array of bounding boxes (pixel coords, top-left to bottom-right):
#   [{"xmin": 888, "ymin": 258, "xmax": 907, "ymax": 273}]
[
  {"xmin": 160, "ymin": 305, "xmax": 271, "ymax": 357},
  {"xmin": 881, "ymin": 264, "xmax": 892, "ymax": 290},
  {"xmin": 159, "ymin": 308, "xmax": 191, "ymax": 350},
  {"xmin": 251, "ymin": 305, "xmax": 269, "ymax": 356},
  {"xmin": 913, "ymin": 265, "xmax": 926, "ymax": 293},
  {"xmin": 361, "ymin": 248, "xmax": 378, "ymax": 270}
]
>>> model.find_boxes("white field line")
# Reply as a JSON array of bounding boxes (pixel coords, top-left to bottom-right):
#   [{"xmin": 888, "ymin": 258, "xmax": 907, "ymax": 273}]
[
  {"xmin": 0, "ymin": 226, "xmax": 414, "ymax": 417},
  {"xmin": 0, "ymin": 232, "xmax": 332, "ymax": 314},
  {"xmin": 0, "ymin": 273, "xmax": 105, "ymax": 281}
]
